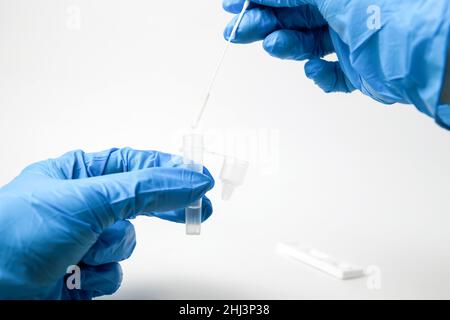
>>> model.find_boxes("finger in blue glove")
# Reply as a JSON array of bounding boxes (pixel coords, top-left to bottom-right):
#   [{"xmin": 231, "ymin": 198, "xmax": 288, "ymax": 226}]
[{"xmin": 0, "ymin": 148, "xmax": 215, "ymax": 299}]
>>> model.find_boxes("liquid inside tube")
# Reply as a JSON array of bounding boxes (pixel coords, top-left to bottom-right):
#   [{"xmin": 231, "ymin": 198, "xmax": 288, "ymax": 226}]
[
  {"xmin": 186, "ymin": 1, "xmax": 251, "ymax": 234},
  {"xmin": 185, "ymin": 198, "xmax": 202, "ymax": 235},
  {"xmin": 183, "ymin": 134, "xmax": 204, "ymax": 235}
]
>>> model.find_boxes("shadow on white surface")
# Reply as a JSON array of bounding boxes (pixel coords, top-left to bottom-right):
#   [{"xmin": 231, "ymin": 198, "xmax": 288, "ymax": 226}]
[{"xmin": 101, "ymin": 278, "xmax": 256, "ymax": 300}]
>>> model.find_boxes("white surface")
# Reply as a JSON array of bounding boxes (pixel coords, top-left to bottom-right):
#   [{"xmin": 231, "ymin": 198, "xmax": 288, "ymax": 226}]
[{"xmin": 1, "ymin": 0, "xmax": 450, "ymax": 299}]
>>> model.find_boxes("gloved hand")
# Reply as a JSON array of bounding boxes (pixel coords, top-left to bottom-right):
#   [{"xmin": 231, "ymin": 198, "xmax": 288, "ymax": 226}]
[
  {"xmin": 0, "ymin": 148, "xmax": 214, "ymax": 299},
  {"xmin": 223, "ymin": 0, "xmax": 450, "ymax": 128}
]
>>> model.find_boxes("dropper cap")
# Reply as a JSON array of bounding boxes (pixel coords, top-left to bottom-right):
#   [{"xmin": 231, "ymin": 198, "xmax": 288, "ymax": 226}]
[
  {"xmin": 219, "ymin": 156, "xmax": 249, "ymax": 201},
  {"xmin": 221, "ymin": 181, "xmax": 236, "ymax": 201}
]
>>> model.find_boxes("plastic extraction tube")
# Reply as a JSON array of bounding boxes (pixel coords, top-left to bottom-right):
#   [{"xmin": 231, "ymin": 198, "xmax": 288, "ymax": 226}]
[{"xmin": 183, "ymin": 133, "xmax": 204, "ymax": 235}]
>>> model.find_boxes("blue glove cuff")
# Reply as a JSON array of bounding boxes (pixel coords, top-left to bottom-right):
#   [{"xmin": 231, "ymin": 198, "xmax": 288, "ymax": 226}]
[
  {"xmin": 435, "ymin": 44, "xmax": 450, "ymax": 129},
  {"xmin": 440, "ymin": 49, "xmax": 450, "ymax": 105}
]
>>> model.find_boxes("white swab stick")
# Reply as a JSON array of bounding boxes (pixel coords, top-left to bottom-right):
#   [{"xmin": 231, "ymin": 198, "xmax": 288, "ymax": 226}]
[{"xmin": 192, "ymin": 0, "xmax": 251, "ymax": 129}]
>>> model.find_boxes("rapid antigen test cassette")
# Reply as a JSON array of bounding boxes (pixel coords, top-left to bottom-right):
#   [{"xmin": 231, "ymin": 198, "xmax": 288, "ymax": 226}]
[{"xmin": 276, "ymin": 242, "xmax": 366, "ymax": 280}]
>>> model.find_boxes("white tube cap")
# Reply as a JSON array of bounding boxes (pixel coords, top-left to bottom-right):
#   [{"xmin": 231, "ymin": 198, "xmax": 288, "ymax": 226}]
[
  {"xmin": 221, "ymin": 181, "xmax": 236, "ymax": 201},
  {"xmin": 219, "ymin": 157, "xmax": 249, "ymax": 201}
]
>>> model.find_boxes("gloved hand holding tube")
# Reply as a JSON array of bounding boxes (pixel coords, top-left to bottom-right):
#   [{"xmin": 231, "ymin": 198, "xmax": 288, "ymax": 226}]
[
  {"xmin": 0, "ymin": 148, "xmax": 214, "ymax": 299},
  {"xmin": 223, "ymin": 0, "xmax": 450, "ymax": 128}
]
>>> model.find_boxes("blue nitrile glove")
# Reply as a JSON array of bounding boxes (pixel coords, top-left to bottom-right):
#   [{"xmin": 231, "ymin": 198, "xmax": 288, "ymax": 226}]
[
  {"xmin": 0, "ymin": 148, "xmax": 214, "ymax": 299},
  {"xmin": 223, "ymin": 0, "xmax": 450, "ymax": 128}
]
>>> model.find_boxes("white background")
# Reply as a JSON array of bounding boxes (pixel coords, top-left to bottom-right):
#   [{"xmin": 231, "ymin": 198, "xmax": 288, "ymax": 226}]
[{"xmin": 1, "ymin": 0, "xmax": 450, "ymax": 299}]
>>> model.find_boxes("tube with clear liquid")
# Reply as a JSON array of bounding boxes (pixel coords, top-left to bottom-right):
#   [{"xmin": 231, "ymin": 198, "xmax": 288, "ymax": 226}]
[
  {"xmin": 183, "ymin": 133, "xmax": 204, "ymax": 235},
  {"xmin": 182, "ymin": 0, "xmax": 251, "ymax": 235}
]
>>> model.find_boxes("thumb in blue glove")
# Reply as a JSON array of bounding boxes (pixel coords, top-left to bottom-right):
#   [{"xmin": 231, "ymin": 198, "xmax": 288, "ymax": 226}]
[
  {"xmin": 0, "ymin": 148, "xmax": 214, "ymax": 299},
  {"xmin": 223, "ymin": 0, "xmax": 450, "ymax": 127}
]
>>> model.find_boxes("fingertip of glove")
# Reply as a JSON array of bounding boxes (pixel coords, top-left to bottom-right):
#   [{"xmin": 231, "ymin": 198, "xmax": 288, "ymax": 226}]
[
  {"xmin": 108, "ymin": 263, "xmax": 123, "ymax": 293},
  {"xmin": 304, "ymin": 59, "xmax": 325, "ymax": 79},
  {"xmin": 223, "ymin": 0, "xmax": 247, "ymax": 14},
  {"xmin": 223, "ymin": 26, "xmax": 231, "ymax": 41},
  {"xmin": 263, "ymin": 31, "xmax": 299, "ymax": 60},
  {"xmin": 435, "ymin": 104, "xmax": 450, "ymax": 130},
  {"xmin": 199, "ymin": 172, "xmax": 215, "ymax": 193},
  {"xmin": 202, "ymin": 167, "xmax": 215, "ymax": 190},
  {"xmin": 262, "ymin": 32, "xmax": 280, "ymax": 56},
  {"xmin": 223, "ymin": 18, "xmax": 238, "ymax": 42},
  {"xmin": 304, "ymin": 59, "xmax": 355, "ymax": 94},
  {"xmin": 201, "ymin": 197, "xmax": 213, "ymax": 222},
  {"xmin": 179, "ymin": 169, "xmax": 215, "ymax": 196},
  {"xmin": 83, "ymin": 263, "xmax": 123, "ymax": 297},
  {"xmin": 104, "ymin": 263, "xmax": 123, "ymax": 294}
]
